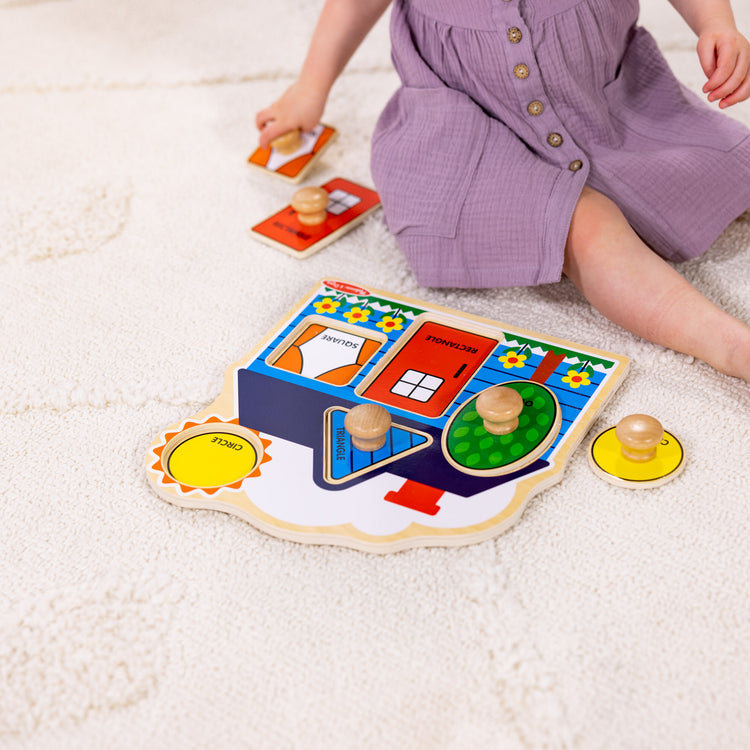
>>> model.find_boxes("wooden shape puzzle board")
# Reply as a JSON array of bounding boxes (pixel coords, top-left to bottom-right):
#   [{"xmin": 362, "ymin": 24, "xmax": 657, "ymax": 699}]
[{"xmin": 146, "ymin": 279, "xmax": 629, "ymax": 553}]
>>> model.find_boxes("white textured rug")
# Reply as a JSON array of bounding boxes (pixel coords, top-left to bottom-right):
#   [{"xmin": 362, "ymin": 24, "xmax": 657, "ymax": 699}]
[{"xmin": 2, "ymin": 1, "xmax": 750, "ymax": 748}]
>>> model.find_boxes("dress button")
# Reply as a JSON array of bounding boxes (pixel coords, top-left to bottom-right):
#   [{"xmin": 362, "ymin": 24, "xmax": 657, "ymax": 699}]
[
  {"xmin": 569, "ymin": 160, "xmax": 583, "ymax": 172},
  {"xmin": 513, "ymin": 64, "xmax": 530, "ymax": 79},
  {"xmin": 547, "ymin": 132, "xmax": 563, "ymax": 147},
  {"xmin": 508, "ymin": 27, "xmax": 522, "ymax": 43},
  {"xmin": 527, "ymin": 100, "xmax": 544, "ymax": 116}
]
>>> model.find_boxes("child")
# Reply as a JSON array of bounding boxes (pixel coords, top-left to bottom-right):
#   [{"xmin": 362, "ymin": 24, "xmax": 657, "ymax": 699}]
[{"xmin": 256, "ymin": 0, "xmax": 750, "ymax": 382}]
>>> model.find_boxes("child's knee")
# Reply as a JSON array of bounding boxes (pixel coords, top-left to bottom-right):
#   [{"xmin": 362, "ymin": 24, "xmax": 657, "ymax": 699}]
[
  {"xmin": 565, "ymin": 186, "xmax": 624, "ymax": 264},
  {"xmin": 573, "ymin": 186, "xmax": 622, "ymax": 230}
]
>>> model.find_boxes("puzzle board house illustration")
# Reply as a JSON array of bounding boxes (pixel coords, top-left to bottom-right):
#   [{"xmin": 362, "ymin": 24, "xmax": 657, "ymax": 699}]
[{"xmin": 147, "ymin": 280, "xmax": 629, "ymax": 553}]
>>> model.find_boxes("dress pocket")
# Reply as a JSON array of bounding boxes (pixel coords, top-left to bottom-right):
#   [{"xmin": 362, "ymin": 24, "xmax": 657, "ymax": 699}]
[
  {"xmin": 603, "ymin": 26, "xmax": 748, "ymax": 152},
  {"xmin": 371, "ymin": 86, "xmax": 489, "ymax": 238}
]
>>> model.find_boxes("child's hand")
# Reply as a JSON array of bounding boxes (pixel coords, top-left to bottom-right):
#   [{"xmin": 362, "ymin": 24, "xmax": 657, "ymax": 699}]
[
  {"xmin": 697, "ymin": 26, "xmax": 750, "ymax": 108},
  {"xmin": 255, "ymin": 80, "xmax": 328, "ymax": 149}
]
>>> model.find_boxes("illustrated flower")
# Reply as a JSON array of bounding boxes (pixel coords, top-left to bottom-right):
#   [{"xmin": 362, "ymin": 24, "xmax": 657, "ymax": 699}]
[
  {"xmin": 343, "ymin": 306, "xmax": 371, "ymax": 325},
  {"xmin": 562, "ymin": 369, "xmax": 591, "ymax": 388},
  {"xmin": 313, "ymin": 297, "xmax": 341, "ymax": 315},
  {"xmin": 376, "ymin": 315, "xmax": 405, "ymax": 333},
  {"xmin": 498, "ymin": 351, "xmax": 528, "ymax": 369}
]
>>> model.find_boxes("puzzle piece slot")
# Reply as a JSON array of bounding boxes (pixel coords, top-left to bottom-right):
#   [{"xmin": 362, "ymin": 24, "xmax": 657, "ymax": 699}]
[
  {"xmin": 162, "ymin": 424, "xmax": 265, "ymax": 490},
  {"xmin": 267, "ymin": 316, "xmax": 386, "ymax": 385}
]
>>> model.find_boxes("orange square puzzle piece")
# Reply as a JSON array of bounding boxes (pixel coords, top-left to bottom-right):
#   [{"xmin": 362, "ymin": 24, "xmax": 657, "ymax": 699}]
[{"xmin": 248, "ymin": 124, "xmax": 337, "ymax": 183}]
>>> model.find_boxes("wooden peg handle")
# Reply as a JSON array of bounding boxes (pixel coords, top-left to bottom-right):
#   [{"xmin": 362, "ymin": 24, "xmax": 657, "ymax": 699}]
[
  {"xmin": 615, "ymin": 414, "xmax": 664, "ymax": 462},
  {"xmin": 344, "ymin": 404, "xmax": 391, "ymax": 452},
  {"xmin": 270, "ymin": 130, "xmax": 303, "ymax": 154},
  {"xmin": 475, "ymin": 386, "xmax": 524, "ymax": 436},
  {"xmin": 291, "ymin": 186, "xmax": 329, "ymax": 226}
]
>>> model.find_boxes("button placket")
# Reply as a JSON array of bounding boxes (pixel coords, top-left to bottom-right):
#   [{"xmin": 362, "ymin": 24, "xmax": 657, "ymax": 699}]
[
  {"xmin": 500, "ymin": 4, "xmax": 585, "ymax": 173},
  {"xmin": 504, "ymin": 13, "xmax": 551, "ymax": 150}
]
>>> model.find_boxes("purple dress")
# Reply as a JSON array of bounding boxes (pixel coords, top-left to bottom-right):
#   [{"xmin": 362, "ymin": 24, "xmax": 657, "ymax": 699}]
[{"xmin": 370, "ymin": 0, "xmax": 750, "ymax": 288}]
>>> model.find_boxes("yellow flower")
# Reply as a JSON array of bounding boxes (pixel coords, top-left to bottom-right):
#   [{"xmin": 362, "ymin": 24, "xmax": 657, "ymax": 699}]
[
  {"xmin": 376, "ymin": 315, "xmax": 404, "ymax": 333},
  {"xmin": 561, "ymin": 369, "xmax": 591, "ymax": 388},
  {"xmin": 343, "ymin": 306, "xmax": 371, "ymax": 325},
  {"xmin": 498, "ymin": 351, "xmax": 527, "ymax": 369},
  {"xmin": 313, "ymin": 297, "xmax": 341, "ymax": 315}
]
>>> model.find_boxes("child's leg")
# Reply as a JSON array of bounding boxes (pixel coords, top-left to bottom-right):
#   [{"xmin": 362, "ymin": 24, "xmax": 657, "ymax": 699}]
[{"xmin": 563, "ymin": 186, "xmax": 750, "ymax": 382}]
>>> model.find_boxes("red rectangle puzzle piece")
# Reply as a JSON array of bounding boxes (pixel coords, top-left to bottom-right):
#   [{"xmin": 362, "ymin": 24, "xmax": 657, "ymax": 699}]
[{"xmin": 251, "ymin": 178, "xmax": 381, "ymax": 259}]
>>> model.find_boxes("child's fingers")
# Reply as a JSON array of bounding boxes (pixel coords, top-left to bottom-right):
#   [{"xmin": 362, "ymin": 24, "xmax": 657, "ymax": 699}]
[
  {"xmin": 707, "ymin": 58, "xmax": 745, "ymax": 101},
  {"xmin": 255, "ymin": 107, "xmax": 276, "ymax": 131},
  {"xmin": 697, "ymin": 36, "xmax": 718, "ymax": 82},
  {"xmin": 255, "ymin": 104, "xmax": 293, "ymax": 149},
  {"xmin": 703, "ymin": 43, "xmax": 738, "ymax": 95},
  {"xmin": 258, "ymin": 119, "xmax": 297, "ymax": 150},
  {"xmin": 719, "ymin": 68, "xmax": 750, "ymax": 107},
  {"xmin": 709, "ymin": 50, "xmax": 749, "ymax": 103}
]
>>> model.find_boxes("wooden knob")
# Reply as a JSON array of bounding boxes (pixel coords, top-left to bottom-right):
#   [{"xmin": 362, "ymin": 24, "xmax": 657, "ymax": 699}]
[
  {"xmin": 615, "ymin": 414, "xmax": 664, "ymax": 462},
  {"xmin": 344, "ymin": 404, "xmax": 391, "ymax": 452},
  {"xmin": 475, "ymin": 386, "xmax": 524, "ymax": 436},
  {"xmin": 270, "ymin": 129, "xmax": 303, "ymax": 154},
  {"xmin": 291, "ymin": 186, "xmax": 329, "ymax": 226}
]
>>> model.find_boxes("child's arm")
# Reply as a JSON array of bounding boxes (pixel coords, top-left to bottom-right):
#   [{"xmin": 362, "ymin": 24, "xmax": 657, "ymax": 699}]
[
  {"xmin": 667, "ymin": 0, "xmax": 750, "ymax": 108},
  {"xmin": 256, "ymin": 0, "xmax": 392, "ymax": 148}
]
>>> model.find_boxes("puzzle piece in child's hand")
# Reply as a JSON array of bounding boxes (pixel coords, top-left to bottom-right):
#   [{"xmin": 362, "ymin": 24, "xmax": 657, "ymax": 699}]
[
  {"xmin": 250, "ymin": 177, "xmax": 381, "ymax": 259},
  {"xmin": 248, "ymin": 124, "xmax": 338, "ymax": 183},
  {"xmin": 588, "ymin": 414, "xmax": 685, "ymax": 488}
]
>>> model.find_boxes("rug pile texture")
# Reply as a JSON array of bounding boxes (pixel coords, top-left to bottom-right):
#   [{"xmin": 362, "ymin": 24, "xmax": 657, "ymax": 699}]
[{"xmin": 2, "ymin": 1, "xmax": 750, "ymax": 747}]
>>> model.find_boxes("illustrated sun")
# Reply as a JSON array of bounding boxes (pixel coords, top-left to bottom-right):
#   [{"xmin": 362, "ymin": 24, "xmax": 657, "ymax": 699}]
[{"xmin": 150, "ymin": 416, "xmax": 272, "ymax": 496}]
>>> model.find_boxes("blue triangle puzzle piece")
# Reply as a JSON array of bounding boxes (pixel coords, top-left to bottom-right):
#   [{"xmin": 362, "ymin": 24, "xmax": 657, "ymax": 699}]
[{"xmin": 327, "ymin": 408, "xmax": 429, "ymax": 482}]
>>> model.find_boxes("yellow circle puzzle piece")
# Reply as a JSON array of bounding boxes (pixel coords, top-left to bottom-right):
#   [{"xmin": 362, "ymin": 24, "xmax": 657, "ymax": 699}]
[
  {"xmin": 588, "ymin": 423, "xmax": 685, "ymax": 489},
  {"xmin": 167, "ymin": 431, "xmax": 258, "ymax": 489}
]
